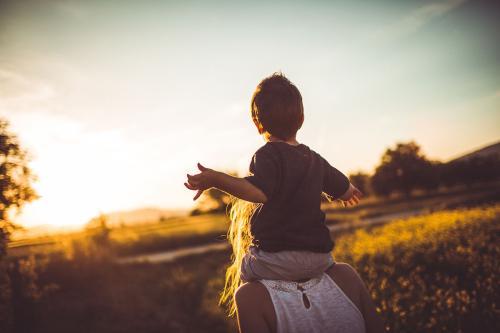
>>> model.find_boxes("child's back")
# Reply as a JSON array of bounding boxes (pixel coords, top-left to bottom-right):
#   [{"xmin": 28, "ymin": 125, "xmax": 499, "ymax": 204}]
[
  {"xmin": 185, "ymin": 72, "xmax": 362, "ymax": 283},
  {"xmin": 244, "ymin": 140, "xmax": 350, "ymax": 253}
]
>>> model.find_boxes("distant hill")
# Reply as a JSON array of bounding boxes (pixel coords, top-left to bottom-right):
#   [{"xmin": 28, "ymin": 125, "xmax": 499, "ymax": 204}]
[
  {"xmin": 11, "ymin": 208, "xmax": 190, "ymax": 239},
  {"xmin": 449, "ymin": 141, "xmax": 500, "ymax": 163},
  {"xmin": 11, "ymin": 224, "xmax": 82, "ymax": 240},
  {"xmin": 101, "ymin": 207, "xmax": 189, "ymax": 227}
]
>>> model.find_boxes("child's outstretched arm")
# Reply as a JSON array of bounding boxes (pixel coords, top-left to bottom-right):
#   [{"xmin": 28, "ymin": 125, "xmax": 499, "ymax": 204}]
[
  {"xmin": 184, "ymin": 163, "xmax": 268, "ymax": 203},
  {"xmin": 321, "ymin": 155, "xmax": 363, "ymax": 207},
  {"xmin": 339, "ymin": 183, "xmax": 363, "ymax": 207}
]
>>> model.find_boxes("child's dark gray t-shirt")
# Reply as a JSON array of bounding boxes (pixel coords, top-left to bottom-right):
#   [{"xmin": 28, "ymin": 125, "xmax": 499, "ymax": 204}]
[{"xmin": 244, "ymin": 141, "xmax": 349, "ymax": 253}]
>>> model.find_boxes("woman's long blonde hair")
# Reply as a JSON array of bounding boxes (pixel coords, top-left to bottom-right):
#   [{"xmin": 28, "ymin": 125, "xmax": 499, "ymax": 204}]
[{"xmin": 219, "ymin": 196, "xmax": 261, "ymax": 316}]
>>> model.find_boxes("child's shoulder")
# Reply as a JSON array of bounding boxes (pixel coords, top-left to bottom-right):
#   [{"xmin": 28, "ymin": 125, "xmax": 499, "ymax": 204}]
[
  {"xmin": 251, "ymin": 142, "xmax": 275, "ymax": 157},
  {"xmin": 258, "ymin": 141, "xmax": 314, "ymax": 151},
  {"xmin": 252, "ymin": 141, "xmax": 326, "ymax": 159},
  {"xmin": 251, "ymin": 141, "xmax": 284, "ymax": 157}
]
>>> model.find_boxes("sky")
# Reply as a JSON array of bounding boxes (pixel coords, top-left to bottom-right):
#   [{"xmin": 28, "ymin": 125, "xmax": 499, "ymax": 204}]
[{"xmin": 0, "ymin": 0, "xmax": 499, "ymax": 228}]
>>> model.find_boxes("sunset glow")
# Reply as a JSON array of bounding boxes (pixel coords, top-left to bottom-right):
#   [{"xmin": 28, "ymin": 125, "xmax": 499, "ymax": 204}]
[{"xmin": 1, "ymin": 0, "xmax": 499, "ymax": 228}]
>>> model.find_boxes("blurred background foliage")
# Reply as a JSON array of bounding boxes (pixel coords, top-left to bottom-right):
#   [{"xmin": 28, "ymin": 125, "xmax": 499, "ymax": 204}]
[
  {"xmin": 1, "ymin": 117, "xmax": 500, "ymax": 332},
  {"xmin": 334, "ymin": 205, "xmax": 500, "ymax": 332}
]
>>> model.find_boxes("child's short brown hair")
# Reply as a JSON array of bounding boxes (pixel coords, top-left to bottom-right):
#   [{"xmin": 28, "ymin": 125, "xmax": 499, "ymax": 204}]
[{"xmin": 251, "ymin": 72, "xmax": 304, "ymax": 141}]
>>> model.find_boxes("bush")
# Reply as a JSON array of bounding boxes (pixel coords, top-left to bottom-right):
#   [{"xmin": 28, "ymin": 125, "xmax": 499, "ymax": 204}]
[
  {"xmin": 334, "ymin": 205, "xmax": 500, "ymax": 333},
  {"xmin": 27, "ymin": 250, "xmax": 233, "ymax": 333}
]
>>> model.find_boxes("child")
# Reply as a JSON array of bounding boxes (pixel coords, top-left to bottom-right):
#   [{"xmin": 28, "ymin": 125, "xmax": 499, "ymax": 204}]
[{"xmin": 184, "ymin": 72, "xmax": 362, "ymax": 282}]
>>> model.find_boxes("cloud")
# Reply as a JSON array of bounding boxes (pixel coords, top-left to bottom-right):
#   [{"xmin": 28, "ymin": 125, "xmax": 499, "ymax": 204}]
[
  {"xmin": 0, "ymin": 58, "xmax": 90, "ymax": 116},
  {"xmin": 374, "ymin": 0, "xmax": 467, "ymax": 42},
  {"xmin": 0, "ymin": 68, "xmax": 55, "ymax": 104}
]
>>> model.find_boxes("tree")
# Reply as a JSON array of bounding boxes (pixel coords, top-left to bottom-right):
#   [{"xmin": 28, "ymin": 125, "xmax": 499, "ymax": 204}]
[
  {"xmin": 0, "ymin": 118, "xmax": 38, "ymax": 331},
  {"xmin": 0, "ymin": 118, "xmax": 39, "ymax": 256},
  {"xmin": 371, "ymin": 141, "xmax": 436, "ymax": 197},
  {"xmin": 85, "ymin": 213, "xmax": 111, "ymax": 249}
]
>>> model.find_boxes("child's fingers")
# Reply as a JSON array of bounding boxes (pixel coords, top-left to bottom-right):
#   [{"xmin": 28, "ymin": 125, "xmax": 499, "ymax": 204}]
[
  {"xmin": 187, "ymin": 173, "xmax": 201, "ymax": 181},
  {"xmin": 184, "ymin": 182, "xmax": 197, "ymax": 190},
  {"xmin": 186, "ymin": 175, "xmax": 200, "ymax": 186},
  {"xmin": 186, "ymin": 179, "xmax": 198, "ymax": 187},
  {"xmin": 197, "ymin": 162, "xmax": 208, "ymax": 172},
  {"xmin": 193, "ymin": 189, "xmax": 203, "ymax": 201},
  {"xmin": 346, "ymin": 197, "xmax": 358, "ymax": 206}
]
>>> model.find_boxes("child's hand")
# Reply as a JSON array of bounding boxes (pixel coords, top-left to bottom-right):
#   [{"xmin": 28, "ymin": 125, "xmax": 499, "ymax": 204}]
[
  {"xmin": 184, "ymin": 162, "xmax": 220, "ymax": 200},
  {"xmin": 340, "ymin": 184, "xmax": 363, "ymax": 207}
]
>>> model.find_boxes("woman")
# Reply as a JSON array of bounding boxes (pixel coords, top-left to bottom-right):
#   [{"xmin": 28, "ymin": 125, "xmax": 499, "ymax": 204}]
[
  {"xmin": 185, "ymin": 73, "xmax": 385, "ymax": 332},
  {"xmin": 234, "ymin": 262, "xmax": 385, "ymax": 333}
]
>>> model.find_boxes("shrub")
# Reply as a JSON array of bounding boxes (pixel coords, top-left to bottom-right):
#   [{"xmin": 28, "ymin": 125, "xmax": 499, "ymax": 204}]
[{"xmin": 334, "ymin": 205, "xmax": 500, "ymax": 333}]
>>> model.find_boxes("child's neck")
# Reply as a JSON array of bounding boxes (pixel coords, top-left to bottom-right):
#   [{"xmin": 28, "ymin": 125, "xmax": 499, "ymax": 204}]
[{"xmin": 268, "ymin": 135, "xmax": 300, "ymax": 146}]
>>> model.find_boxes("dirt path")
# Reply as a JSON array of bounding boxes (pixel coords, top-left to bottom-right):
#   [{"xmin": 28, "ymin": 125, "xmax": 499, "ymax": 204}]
[
  {"xmin": 328, "ymin": 208, "xmax": 424, "ymax": 232},
  {"xmin": 117, "ymin": 208, "xmax": 425, "ymax": 265}
]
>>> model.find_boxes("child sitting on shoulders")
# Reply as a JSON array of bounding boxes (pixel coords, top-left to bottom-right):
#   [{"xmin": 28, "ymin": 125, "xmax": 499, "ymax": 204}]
[{"xmin": 184, "ymin": 72, "xmax": 362, "ymax": 282}]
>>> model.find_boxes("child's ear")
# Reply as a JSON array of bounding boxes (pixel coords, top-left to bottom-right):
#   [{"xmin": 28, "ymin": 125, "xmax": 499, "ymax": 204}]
[
  {"xmin": 253, "ymin": 118, "xmax": 265, "ymax": 134},
  {"xmin": 257, "ymin": 124, "xmax": 265, "ymax": 134}
]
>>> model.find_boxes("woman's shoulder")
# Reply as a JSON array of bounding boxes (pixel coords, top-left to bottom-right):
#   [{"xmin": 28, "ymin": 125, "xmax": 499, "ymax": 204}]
[
  {"xmin": 235, "ymin": 281, "xmax": 277, "ymax": 332},
  {"xmin": 325, "ymin": 263, "xmax": 365, "ymax": 316},
  {"xmin": 235, "ymin": 281, "xmax": 272, "ymax": 309},
  {"xmin": 235, "ymin": 264, "xmax": 363, "ymax": 310},
  {"xmin": 326, "ymin": 262, "xmax": 361, "ymax": 279},
  {"xmin": 326, "ymin": 263, "xmax": 365, "ymax": 290},
  {"xmin": 327, "ymin": 263, "xmax": 386, "ymax": 332}
]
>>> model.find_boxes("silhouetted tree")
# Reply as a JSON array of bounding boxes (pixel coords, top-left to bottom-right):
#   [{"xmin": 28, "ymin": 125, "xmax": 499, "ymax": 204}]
[
  {"xmin": 86, "ymin": 213, "xmax": 111, "ymax": 249},
  {"xmin": 420, "ymin": 161, "xmax": 441, "ymax": 192},
  {"xmin": 0, "ymin": 119, "xmax": 38, "ymax": 255},
  {"xmin": 0, "ymin": 118, "xmax": 38, "ymax": 332},
  {"xmin": 372, "ymin": 141, "xmax": 436, "ymax": 197}
]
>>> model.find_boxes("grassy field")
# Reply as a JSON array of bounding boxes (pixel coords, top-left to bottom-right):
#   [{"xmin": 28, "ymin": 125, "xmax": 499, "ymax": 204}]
[
  {"xmin": 324, "ymin": 182, "xmax": 500, "ymax": 225},
  {"xmin": 8, "ymin": 213, "xmax": 229, "ymax": 258},
  {"xmin": 3, "ymin": 203, "xmax": 499, "ymax": 332},
  {"xmin": 334, "ymin": 204, "xmax": 500, "ymax": 332},
  {"xmin": 8, "ymin": 183, "xmax": 500, "ymax": 259}
]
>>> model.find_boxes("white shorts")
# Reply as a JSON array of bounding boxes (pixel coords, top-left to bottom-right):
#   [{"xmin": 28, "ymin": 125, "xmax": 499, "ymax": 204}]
[{"xmin": 241, "ymin": 246, "xmax": 334, "ymax": 282}]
